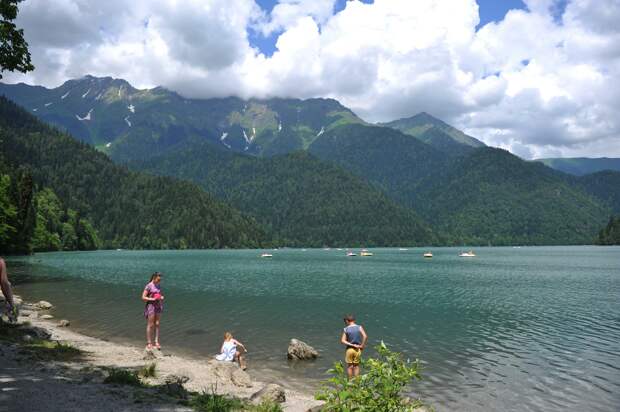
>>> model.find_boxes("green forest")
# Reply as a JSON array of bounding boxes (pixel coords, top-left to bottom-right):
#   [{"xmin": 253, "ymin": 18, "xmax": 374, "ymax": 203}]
[
  {"xmin": 596, "ymin": 216, "xmax": 620, "ymax": 245},
  {"xmin": 0, "ymin": 97, "xmax": 266, "ymax": 253}
]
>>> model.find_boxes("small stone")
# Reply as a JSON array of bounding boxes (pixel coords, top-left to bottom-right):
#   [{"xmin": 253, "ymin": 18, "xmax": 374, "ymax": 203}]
[
  {"xmin": 287, "ymin": 338, "xmax": 319, "ymax": 360},
  {"xmin": 40, "ymin": 314, "xmax": 54, "ymax": 320},
  {"xmin": 251, "ymin": 384, "xmax": 286, "ymax": 404},
  {"xmin": 306, "ymin": 406, "xmax": 324, "ymax": 412},
  {"xmin": 14, "ymin": 296, "xmax": 23, "ymax": 305},
  {"xmin": 143, "ymin": 349, "xmax": 160, "ymax": 361},
  {"xmin": 22, "ymin": 334, "xmax": 33, "ymax": 343},
  {"xmin": 36, "ymin": 301, "xmax": 53, "ymax": 310},
  {"xmin": 57, "ymin": 319, "xmax": 70, "ymax": 327}
]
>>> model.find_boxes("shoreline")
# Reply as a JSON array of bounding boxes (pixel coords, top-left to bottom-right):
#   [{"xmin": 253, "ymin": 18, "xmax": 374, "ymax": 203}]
[{"xmin": 0, "ymin": 294, "xmax": 322, "ymax": 411}]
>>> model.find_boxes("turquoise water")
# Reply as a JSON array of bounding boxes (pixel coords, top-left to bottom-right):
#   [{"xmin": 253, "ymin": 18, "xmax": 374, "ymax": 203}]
[{"xmin": 7, "ymin": 247, "xmax": 620, "ymax": 411}]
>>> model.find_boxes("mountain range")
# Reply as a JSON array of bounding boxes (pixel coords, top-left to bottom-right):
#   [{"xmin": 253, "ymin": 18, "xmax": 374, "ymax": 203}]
[{"xmin": 1, "ymin": 75, "xmax": 619, "ymax": 248}]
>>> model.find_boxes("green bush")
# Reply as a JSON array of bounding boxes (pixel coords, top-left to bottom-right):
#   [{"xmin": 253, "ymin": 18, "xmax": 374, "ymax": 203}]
[
  {"xmin": 139, "ymin": 363, "xmax": 157, "ymax": 378},
  {"xmin": 248, "ymin": 400, "xmax": 284, "ymax": 412},
  {"xmin": 103, "ymin": 368, "xmax": 143, "ymax": 386},
  {"xmin": 316, "ymin": 341, "xmax": 425, "ymax": 411},
  {"xmin": 189, "ymin": 389, "xmax": 245, "ymax": 412}
]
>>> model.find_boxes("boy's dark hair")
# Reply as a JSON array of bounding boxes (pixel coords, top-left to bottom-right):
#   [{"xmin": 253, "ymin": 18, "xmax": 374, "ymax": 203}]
[{"xmin": 344, "ymin": 314, "xmax": 355, "ymax": 322}]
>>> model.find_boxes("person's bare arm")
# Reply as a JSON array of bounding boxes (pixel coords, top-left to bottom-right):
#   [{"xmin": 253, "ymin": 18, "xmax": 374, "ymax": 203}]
[
  {"xmin": 0, "ymin": 259, "xmax": 14, "ymax": 307},
  {"xmin": 360, "ymin": 326, "xmax": 368, "ymax": 349},
  {"xmin": 141, "ymin": 288, "xmax": 154, "ymax": 302},
  {"xmin": 233, "ymin": 339, "xmax": 247, "ymax": 351}
]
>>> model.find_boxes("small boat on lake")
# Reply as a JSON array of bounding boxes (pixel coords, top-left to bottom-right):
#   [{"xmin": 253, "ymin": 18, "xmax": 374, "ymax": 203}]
[
  {"xmin": 360, "ymin": 250, "xmax": 373, "ymax": 257},
  {"xmin": 459, "ymin": 251, "xmax": 476, "ymax": 257},
  {"xmin": 399, "ymin": 248, "xmax": 409, "ymax": 251},
  {"xmin": 423, "ymin": 252, "xmax": 433, "ymax": 258},
  {"xmin": 260, "ymin": 253, "xmax": 273, "ymax": 258},
  {"xmin": 346, "ymin": 251, "xmax": 357, "ymax": 257}
]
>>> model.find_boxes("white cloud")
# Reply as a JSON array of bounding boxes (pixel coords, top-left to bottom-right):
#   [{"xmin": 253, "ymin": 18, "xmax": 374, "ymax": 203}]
[{"xmin": 4, "ymin": 0, "xmax": 620, "ymax": 158}]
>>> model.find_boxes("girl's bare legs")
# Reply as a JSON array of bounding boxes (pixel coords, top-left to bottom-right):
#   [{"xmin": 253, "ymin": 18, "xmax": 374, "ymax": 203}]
[
  {"xmin": 236, "ymin": 350, "xmax": 247, "ymax": 370},
  {"xmin": 154, "ymin": 314, "xmax": 161, "ymax": 348},
  {"xmin": 146, "ymin": 314, "xmax": 155, "ymax": 348}
]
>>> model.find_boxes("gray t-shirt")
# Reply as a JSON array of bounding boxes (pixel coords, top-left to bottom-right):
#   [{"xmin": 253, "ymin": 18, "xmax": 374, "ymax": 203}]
[{"xmin": 344, "ymin": 324, "xmax": 362, "ymax": 346}]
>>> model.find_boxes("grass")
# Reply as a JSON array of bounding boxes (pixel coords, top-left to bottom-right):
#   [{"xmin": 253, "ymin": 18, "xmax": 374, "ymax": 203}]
[
  {"xmin": 139, "ymin": 363, "xmax": 157, "ymax": 378},
  {"xmin": 188, "ymin": 390, "xmax": 246, "ymax": 412},
  {"xmin": 23, "ymin": 340, "xmax": 84, "ymax": 361},
  {"xmin": 103, "ymin": 368, "xmax": 144, "ymax": 387},
  {"xmin": 247, "ymin": 400, "xmax": 284, "ymax": 412}
]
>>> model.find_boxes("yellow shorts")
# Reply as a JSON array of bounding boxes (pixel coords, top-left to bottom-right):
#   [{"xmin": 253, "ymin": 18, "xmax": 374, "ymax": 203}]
[{"xmin": 345, "ymin": 347, "xmax": 361, "ymax": 365}]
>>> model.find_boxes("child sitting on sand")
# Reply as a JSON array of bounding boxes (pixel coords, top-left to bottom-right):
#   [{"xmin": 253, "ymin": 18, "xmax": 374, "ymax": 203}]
[{"xmin": 215, "ymin": 332, "xmax": 247, "ymax": 370}]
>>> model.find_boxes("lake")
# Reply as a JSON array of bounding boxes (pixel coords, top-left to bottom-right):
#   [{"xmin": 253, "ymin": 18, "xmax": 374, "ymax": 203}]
[{"xmin": 7, "ymin": 246, "xmax": 620, "ymax": 411}]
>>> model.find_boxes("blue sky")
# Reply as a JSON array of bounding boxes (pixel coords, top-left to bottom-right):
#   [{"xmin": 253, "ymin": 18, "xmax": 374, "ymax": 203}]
[{"xmin": 250, "ymin": 0, "xmax": 527, "ymax": 56}]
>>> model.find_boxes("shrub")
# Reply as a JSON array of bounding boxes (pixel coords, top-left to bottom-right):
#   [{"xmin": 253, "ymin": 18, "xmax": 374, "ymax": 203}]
[
  {"xmin": 139, "ymin": 363, "xmax": 157, "ymax": 378},
  {"xmin": 103, "ymin": 368, "xmax": 143, "ymax": 386},
  {"xmin": 316, "ymin": 341, "xmax": 425, "ymax": 411},
  {"xmin": 249, "ymin": 400, "xmax": 284, "ymax": 412},
  {"xmin": 189, "ymin": 388, "xmax": 245, "ymax": 412}
]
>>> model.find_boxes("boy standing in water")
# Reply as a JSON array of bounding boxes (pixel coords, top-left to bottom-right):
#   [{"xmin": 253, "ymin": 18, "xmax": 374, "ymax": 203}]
[{"xmin": 341, "ymin": 314, "xmax": 368, "ymax": 378}]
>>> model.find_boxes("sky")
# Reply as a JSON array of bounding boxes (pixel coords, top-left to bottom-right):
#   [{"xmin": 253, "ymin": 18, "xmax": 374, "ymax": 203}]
[{"xmin": 3, "ymin": 0, "xmax": 620, "ymax": 159}]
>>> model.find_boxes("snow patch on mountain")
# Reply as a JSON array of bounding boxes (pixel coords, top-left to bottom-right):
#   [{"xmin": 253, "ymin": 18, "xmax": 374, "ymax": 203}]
[
  {"xmin": 32, "ymin": 108, "xmax": 38, "ymax": 112},
  {"xmin": 61, "ymin": 91, "xmax": 70, "ymax": 99},
  {"xmin": 127, "ymin": 104, "xmax": 135, "ymax": 113},
  {"xmin": 124, "ymin": 116, "xmax": 132, "ymax": 127},
  {"xmin": 44, "ymin": 102, "xmax": 53, "ymax": 107},
  {"xmin": 220, "ymin": 132, "xmax": 228, "ymax": 141},
  {"xmin": 82, "ymin": 88, "xmax": 91, "ymax": 98},
  {"xmin": 316, "ymin": 126, "xmax": 325, "ymax": 137},
  {"xmin": 95, "ymin": 92, "xmax": 104, "ymax": 100},
  {"xmin": 76, "ymin": 108, "xmax": 93, "ymax": 121},
  {"xmin": 243, "ymin": 129, "xmax": 251, "ymax": 144},
  {"xmin": 118, "ymin": 87, "xmax": 122, "ymax": 98},
  {"xmin": 105, "ymin": 142, "xmax": 112, "ymax": 148},
  {"xmin": 278, "ymin": 122, "xmax": 282, "ymax": 132}
]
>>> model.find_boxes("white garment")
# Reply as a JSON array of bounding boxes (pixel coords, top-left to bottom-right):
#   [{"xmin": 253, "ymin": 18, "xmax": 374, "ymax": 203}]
[{"xmin": 215, "ymin": 340, "xmax": 237, "ymax": 361}]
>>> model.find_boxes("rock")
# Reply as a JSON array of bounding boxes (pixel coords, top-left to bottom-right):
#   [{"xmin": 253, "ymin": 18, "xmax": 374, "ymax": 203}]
[
  {"xmin": 162, "ymin": 375, "xmax": 189, "ymax": 399},
  {"xmin": 14, "ymin": 296, "xmax": 23, "ymax": 305},
  {"xmin": 211, "ymin": 360, "xmax": 253, "ymax": 387},
  {"xmin": 143, "ymin": 349, "xmax": 160, "ymax": 361},
  {"xmin": 250, "ymin": 384, "xmax": 286, "ymax": 404},
  {"xmin": 231, "ymin": 367, "xmax": 253, "ymax": 388},
  {"xmin": 36, "ymin": 300, "xmax": 53, "ymax": 310},
  {"xmin": 22, "ymin": 334, "xmax": 33, "ymax": 343},
  {"xmin": 40, "ymin": 314, "xmax": 54, "ymax": 320},
  {"xmin": 57, "ymin": 319, "xmax": 70, "ymax": 327},
  {"xmin": 19, "ymin": 326, "xmax": 51, "ymax": 340},
  {"xmin": 306, "ymin": 406, "xmax": 324, "ymax": 412},
  {"xmin": 287, "ymin": 338, "xmax": 319, "ymax": 360}
]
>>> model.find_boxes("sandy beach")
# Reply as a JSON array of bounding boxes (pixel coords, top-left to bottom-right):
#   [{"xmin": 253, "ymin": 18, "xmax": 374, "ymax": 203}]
[{"xmin": 0, "ymin": 294, "xmax": 322, "ymax": 412}]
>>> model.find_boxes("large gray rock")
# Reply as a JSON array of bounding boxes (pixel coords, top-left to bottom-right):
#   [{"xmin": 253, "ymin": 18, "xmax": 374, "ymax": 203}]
[
  {"xmin": 211, "ymin": 360, "xmax": 253, "ymax": 388},
  {"xmin": 19, "ymin": 326, "xmax": 51, "ymax": 340},
  {"xmin": 40, "ymin": 314, "xmax": 54, "ymax": 320},
  {"xmin": 287, "ymin": 338, "xmax": 319, "ymax": 360},
  {"xmin": 36, "ymin": 300, "xmax": 53, "ymax": 310},
  {"xmin": 57, "ymin": 319, "xmax": 70, "ymax": 327},
  {"xmin": 250, "ymin": 383, "xmax": 286, "ymax": 404}
]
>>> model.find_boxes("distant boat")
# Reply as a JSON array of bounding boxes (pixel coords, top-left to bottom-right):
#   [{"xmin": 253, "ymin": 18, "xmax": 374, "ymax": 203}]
[
  {"xmin": 399, "ymin": 248, "xmax": 409, "ymax": 251},
  {"xmin": 260, "ymin": 253, "xmax": 273, "ymax": 258},
  {"xmin": 360, "ymin": 249, "xmax": 373, "ymax": 257},
  {"xmin": 347, "ymin": 251, "xmax": 357, "ymax": 257},
  {"xmin": 459, "ymin": 251, "xmax": 476, "ymax": 257},
  {"xmin": 423, "ymin": 252, "xmax": 433, "ymax": 258}
]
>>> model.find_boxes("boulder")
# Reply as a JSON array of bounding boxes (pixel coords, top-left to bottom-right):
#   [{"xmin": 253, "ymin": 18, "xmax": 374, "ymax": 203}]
[
  {"xmin": 36, "ymin": 301, "xmax": 53, "ymax": 310},
  {"xmin": 211, "ymin": 360, "xmax": 253, "ymax": 388},
  {"xmin": 22, "ymin": 334, "xmax": 33, "ymax": 343},
  {"xmin": 287, "ymin": 339, "xmax": 319, "ymax": 360},
  {"xmin": 19, "ymin": 326, "xmax": 51, "ymax": 340},
  {"xmin": 57, "ymin": 319, "xmax": 70, "ymax": 327},
  {"xmin": 250, "ymin": 384, "xmax": 286, "ymax": 404},
  {"xmin": 231, "ymin": 367, "xmax": 253, "ymax": 388},
  {"xmin": 40, "ymin": 314, "xmax": 54, "ymax": 320}
]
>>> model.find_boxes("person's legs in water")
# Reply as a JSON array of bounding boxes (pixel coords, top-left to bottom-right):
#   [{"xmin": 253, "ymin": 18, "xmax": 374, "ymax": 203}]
[
  {"xmin": 154, "ymin": 313, "xmax": 161, "ymax": 349},
  {"xmin": 235, "ymin": 350, "xmax": 247, "ymax": 370},
  {"xmin": 146, "ymin": 314, "xmax": 155, "ymax": 349}
]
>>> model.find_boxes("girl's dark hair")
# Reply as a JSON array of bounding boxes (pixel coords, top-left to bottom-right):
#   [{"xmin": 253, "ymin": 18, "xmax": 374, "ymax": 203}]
[{"xmin": 150, "ymin": 272, "xmax": 162, "ymax": 282}]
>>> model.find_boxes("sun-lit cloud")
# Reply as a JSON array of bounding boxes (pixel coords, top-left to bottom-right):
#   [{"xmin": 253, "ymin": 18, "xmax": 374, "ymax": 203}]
[{"xmin": 4, "ymin": 0, "xmax": 620, "ymax": 158}]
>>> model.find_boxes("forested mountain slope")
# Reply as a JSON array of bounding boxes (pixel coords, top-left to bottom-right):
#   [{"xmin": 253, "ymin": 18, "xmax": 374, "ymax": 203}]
[
  {"xmin": 131, "ymin": 138, "xmax": 436, "ymax": 247},
  {"xmin": 0, "ymin": 97, "xmax": 266, "ymax": 250}
]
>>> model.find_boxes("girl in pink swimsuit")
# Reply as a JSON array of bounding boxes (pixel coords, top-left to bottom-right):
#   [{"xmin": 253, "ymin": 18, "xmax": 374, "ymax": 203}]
[{"xmin": 142, "ymin": 272, "xmax": 164, "ymax": 350}]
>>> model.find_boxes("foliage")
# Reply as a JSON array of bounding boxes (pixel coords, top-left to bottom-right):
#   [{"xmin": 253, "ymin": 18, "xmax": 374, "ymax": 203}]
[
  {"xmin": 248, "ymin": 400, "xmax": 283, "ymax": 412},
  {"xmin": 0, "ymin": 96, "xmax": 267, "ymax": 251},
  {"xmin": 316, "ymin": 342, "xmax": 424, "ymax": 412},
  {"xmin": 139, "ymin": 362, "xmax": 157, "ymax": 378},
  {"xmin": 103, "ymin": 368, "xmax": 143, "ymax": 386},
  {"xmin": 23, "ymin": 339, "xmax": 84, "ymax": 361},
  {"xmin": 0, "ymin": 0, "xmax": 34, "ymax": 78},
  {"xmin": 133, "ymin": 139, "xmax": 436, "ymax": 247},
  {"xmin": 188, "ymin": 388, "xmax": 245, "ymax": 412},
  {"xmin": 578, "ymin": 171, "xmax": 620, "ymax": 214},
  {"xmin": 596, "ymin": 216, "xmax": 620, "ymax": 245},
  {"xmin": 538, "ymin": 157, "xmax": 620, "ymax": 176}
]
